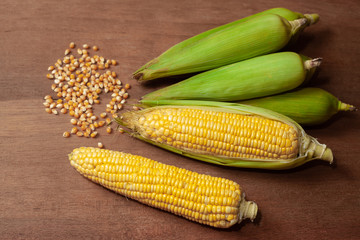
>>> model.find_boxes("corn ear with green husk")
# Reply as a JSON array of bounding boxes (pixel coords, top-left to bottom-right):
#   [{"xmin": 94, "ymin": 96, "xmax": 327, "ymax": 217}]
[
  {"xmin": 116, "ymin": 100, "xmax": 333, "ymax": 170},
  {"xmin": 237, "ymin": 88, "xmax": 356, "ymax": 125},
  {"xmin": 151, "ymin": 7, "xmax": 319, "ymax": 58},
  {"xmin": 134, "ymin": 14, "xmax": 309, "ymax": 82},
  {"xmin": 141, "ymin": 52, "xmax": 321, "ymax": 102}
]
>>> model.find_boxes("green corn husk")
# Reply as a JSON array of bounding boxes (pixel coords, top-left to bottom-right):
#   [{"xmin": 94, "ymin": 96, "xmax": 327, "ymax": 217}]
[
  {"xmin": 141, "ymin": 52, "xmax": 322, "ymax": 102},
  {"xmin": 238, "ymin": 88, "xmax": 356, "ymax": 125},
  {"xmin": 116, "ymin": 100, "xmax": 333, "ymax": 170},
  {"xmin": 151, "ymin": 7, "xmax": 319, "ymax": 57},
  {"xmin": 134, "ymin": 14, "xmax": 309, "ymax": 82}
]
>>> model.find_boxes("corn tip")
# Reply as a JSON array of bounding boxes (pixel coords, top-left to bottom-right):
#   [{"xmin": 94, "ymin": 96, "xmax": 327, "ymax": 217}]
[
  {"xmin": 239, "ymin": 197, "xmax": 258, "ymax": 222},
  {"xmin": 339, "ymin": 102, "xmax": 357, "ymax": 112},
  {"xmin": 322, "ymin": 148, "xmax": 334, "ymax": 164}
]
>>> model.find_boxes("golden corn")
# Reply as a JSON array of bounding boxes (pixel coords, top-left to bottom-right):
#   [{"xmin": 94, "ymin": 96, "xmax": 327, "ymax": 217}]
[
  {"xmin": 69, "ymin": 147, "xmax": 258, "ymax": 228},
  {"xmin": 117, "ymin": 100, "xmax": 333, "ymax": 170}
]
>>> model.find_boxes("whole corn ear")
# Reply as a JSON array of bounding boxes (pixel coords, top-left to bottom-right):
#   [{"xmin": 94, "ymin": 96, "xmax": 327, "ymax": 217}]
[
  {"xmin": 238, "ymin": 88, "xmax": 356, "ymax": 125},
  {"xmin": 134, "ymin": 14, "xmax": 308, "ymax": 82},
  {"xmin": 142, "ymin": 52, "xmax": 321, "ymax": 102},
  {"xmin": 117, "ymin": 100, "xmax": 333, "ymax": 170},
  {"xmin": 69, "ymin": 147, "xmax": 258, "ymax": 228},
  {"xmin": 153, "ymin": 7, "xmax": 319, "ymax": 58}
]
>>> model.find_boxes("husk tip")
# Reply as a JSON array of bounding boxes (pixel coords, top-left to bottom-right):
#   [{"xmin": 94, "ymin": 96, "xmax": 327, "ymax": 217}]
[
  {"xmin": 133, "ymin": 72, "xmax": 144, "ymax": 81},
  {"xmin": 304, "ymin": 13, "xmax": 320, "ymax": 25},
  {"xmin": 304, "ymin": 57, "xmax": 322, "ymax": 70},
  {"xmin": 339, "ymin": 102, "xmax": 357, "ymax": 112}
]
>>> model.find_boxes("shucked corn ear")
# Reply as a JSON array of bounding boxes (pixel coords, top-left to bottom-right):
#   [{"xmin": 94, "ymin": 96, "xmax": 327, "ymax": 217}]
[
  {"xmin": 69, "ymin": 147, "xmax": 258, "ymax": 228},
  {"xmin": 142, "ymin": 52, "xmax": 321, "ymax": 102},
  {"xmin": 158, "ymin": 7, "xmax": 319, "ymax": 55},
  {"xmin": 116, "ymin": 100, "xmax": 333, "ymax": 170},
  {"xmin": 134, "ymin": 14, "xmax": 309, "ymax": 81},
  {"xmin": 237, "ymin": 88, "xmax": 356, "ymax": 125}
]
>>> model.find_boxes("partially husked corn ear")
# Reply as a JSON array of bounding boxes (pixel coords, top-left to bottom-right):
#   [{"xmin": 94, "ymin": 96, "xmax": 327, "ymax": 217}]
[
  {"xmin": 69, "ymin": 147, "xmax": 258, "ymax": 228},
  {"xmin": 142, "ymin": 52, "xmax": 321, "ymax": 102},
  {"xmin": 150, "ymin": 8, "xmax": 319, "ymax": 58},
  {"xmin": 134, "ymin": 14, "xmax": 308, "ymax": 82},
  {"xmin": 117, "ymin": 100, "xmax": 333, "ymax": 170},
  {"xmin": 238, "ymin": 88, "xmax": 356, "ymax": 125}
]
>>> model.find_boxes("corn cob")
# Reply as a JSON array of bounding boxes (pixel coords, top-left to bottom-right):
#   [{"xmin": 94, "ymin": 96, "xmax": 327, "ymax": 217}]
[
  {"xmin": 134, "ymin": 14, "xmax": 309, "ymax": 82},
  {"xmin": 142, "ymin": 52, "xmax": 321, "ymax": 102},
  {"xmin": 116, "ymin": 100, "xmax": 333, "ymax": 170},
  {"xmin": 152, "ymin": 7, "xmax": 319, "ymax": 58},
  {"xmin": 237, "ymin": 88, "xmax": 356, "ymax": 125},
  {"xmin": 69, "ymin": 147, "xmax": 258, "ymax": 228}
]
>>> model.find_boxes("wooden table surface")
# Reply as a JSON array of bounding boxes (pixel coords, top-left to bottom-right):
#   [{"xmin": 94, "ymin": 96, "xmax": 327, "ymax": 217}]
[{"xmin": 1, "ymin": 0, "xmax": 359, "ymax": 239}]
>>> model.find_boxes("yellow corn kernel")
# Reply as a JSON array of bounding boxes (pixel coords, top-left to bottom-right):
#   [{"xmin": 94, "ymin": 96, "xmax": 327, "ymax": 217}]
[
  {"xmin": 71, "ymin": 127, "xmax": 78, "ymax": 134},
  {"xmin": 69, "ymin": 147, "xmax": 257, "ymax": 228},
  {"xmin": 106, "ymin": 126, "xmax": 112, "ymax": 134},
  {"xmin": 105, "ymin": 118, "xmax": 112, "ymax": 125},
  {"xmin": 98, "ymin": 121, "xmax": 105, "ymax": 127}
]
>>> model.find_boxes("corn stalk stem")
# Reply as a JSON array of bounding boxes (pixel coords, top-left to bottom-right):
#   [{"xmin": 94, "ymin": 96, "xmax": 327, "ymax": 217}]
[{"xmin": 304, "ymin": 58, "xmax": 322, "ymax": 70}]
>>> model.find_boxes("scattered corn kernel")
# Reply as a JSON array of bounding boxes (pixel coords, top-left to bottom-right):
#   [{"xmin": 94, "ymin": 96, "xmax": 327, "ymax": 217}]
[
  {"xmin": 98, "ymin": 121, "xmax": 105, "ymax": 127},
  {"xmin": 100, "ymin": 112, "xmax": 107, "ymax": 118},
  {"xmin": 118, "ymin": 128, "xmax": 124, "ymax": 134},
  {"xmin": 92, "ymin": 45, "xmax": 99, "ymax": 51},
  {"xmin": 83, "ymin": 44, "xmax": 89, "ymax": 49},
  {"xmin": 105, "ymin": 118, "xmax": 112, "ymax": 125},
  {"xmin": 47, "ymin": 73, "xmax": 54, "ymax": 79},
  {"xmin": 45, "ymin": 108, "xmax": 52, "ymax": 114},
  {"xmin": 76, "ymin": 131, "xmax": 84, "ymax": 137},
  {"xmin": 97, "ymin": 142, "xmax": 104, "ymax": 148},
  {"xmin": 70, "ymin": 119, "xmax": 77, "ymax": 125},
  {"xmin": 69, "ymin": 42, "xmax": 75, "ymax": 48},
  {"xmin": 106, "ymin": 126, "xmax": 112, "ymax": 134},
  {"xmin": 90, "ymin": 131, "xmax": 98, "ymax": 138},
  {"xmin": 65, "ymin": 49, "xmax": 71, "ymax": 55},
  {"xmin": 71, "ymin": 127, "xmax": 78, "ymax": 134},
  {"xmin": 63, "ymin": 131, "xmax": 70, "ymax": 138}
]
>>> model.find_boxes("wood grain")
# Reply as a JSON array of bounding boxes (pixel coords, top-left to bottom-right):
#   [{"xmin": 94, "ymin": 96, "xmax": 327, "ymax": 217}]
[{"xmin": 1, "ymin": 0, "xmax": 359, "ymax": 239}]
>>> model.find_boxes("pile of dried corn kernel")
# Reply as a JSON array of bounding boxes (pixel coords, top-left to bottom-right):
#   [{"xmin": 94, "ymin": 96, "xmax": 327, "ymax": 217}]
[{"xmin": 43, "ymin": 42, "xmax": 130, "ymax": 140}]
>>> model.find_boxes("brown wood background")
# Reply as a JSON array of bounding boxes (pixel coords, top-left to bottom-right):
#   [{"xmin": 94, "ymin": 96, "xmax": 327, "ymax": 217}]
[{"xmin": 1, "ymin": 0, "xmax": 359, "ymax": 239}]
